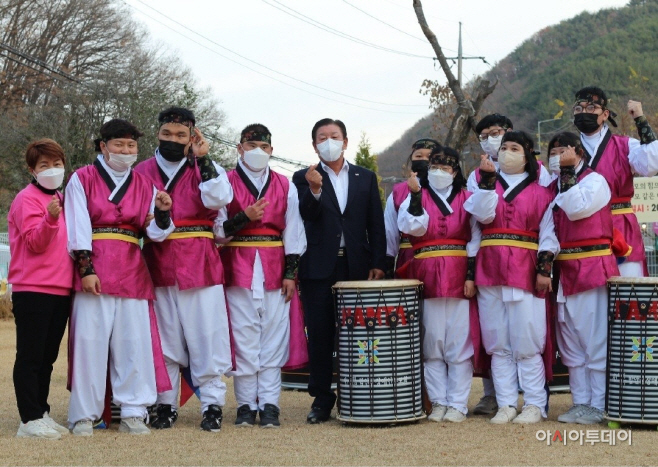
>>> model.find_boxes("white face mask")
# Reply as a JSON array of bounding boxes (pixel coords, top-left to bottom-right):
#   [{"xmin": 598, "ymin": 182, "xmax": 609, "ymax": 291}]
[
  {"xmin": 498, "ymin": 150, "xmax": 526, "ymax": 174},
  {"xmin": 34, "ymin": 167, "xmax": 65, "ymax": 190},
  {"xmin": 106, "ymin": 153, "xmax": 137, "ymax": 172},
  {"xmin": 549, "ymin": 155, "xmax": 561, "ymax": 174},
  {"xmin": 428, "ymin": 168, "xmax": 454, "ymax": 190},
  {"xmin": 316, "ymin": 139, "xmax": 344, "ymax": 162},
  {"xmin": 243, "ymin": 147, "xmax": 270, "ymax": 172},
  {"xmin": 480, "ymin": 135, "xmax": 503, "ymax": 159}
]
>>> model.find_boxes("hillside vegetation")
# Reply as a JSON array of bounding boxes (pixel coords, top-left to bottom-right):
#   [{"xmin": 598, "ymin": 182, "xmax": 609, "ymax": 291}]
[{"xmin": 379, "ymin": 0, "xmax": 658, "ymax": 178}]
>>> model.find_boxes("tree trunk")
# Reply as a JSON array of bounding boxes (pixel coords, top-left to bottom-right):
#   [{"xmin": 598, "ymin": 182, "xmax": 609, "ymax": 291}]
[{"xmin": 413, "ymin": 0, "xmax": 497, "ymax": 151}]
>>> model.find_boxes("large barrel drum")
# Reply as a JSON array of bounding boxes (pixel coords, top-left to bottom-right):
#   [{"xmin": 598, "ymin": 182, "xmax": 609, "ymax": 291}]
[
  {"xmin": 606, "ymin": 277, "xmax": 658, "ymax": 423},
  {"xmin": 333, "ymin": 280, "xmax": 425, "ymax": 424}
]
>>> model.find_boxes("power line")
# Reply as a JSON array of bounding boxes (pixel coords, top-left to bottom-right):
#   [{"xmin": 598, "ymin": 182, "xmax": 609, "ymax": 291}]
[
  {"xmin": 260, "ymin": 0, "xmax": 434, "ymax": 59},
  {"xmin": 0, "ymin": 42, "xmax": 83, "ymax": 84},
  {"xmin": 482, "ymin": 61, "xmax": 515, "ymax": 99},
  {"xmin": 128, "ymin": 0, "xmax": 427, "ymax": 113},
  {"xmin": 341, "ymin": 0, "xmax": 427, "ymax": 43},
  {"xmin": 377, "ymin": 0, "xmax": 461, "ymax": 25},
  {"xmin": 208, "ymin": 134, "xmax": 309, "ymax": 169},
  {"xmin": 342, "ymin": 0, "xmax": 484, "ymax": 59},
  {"xmin": 0, "ymin": 52, "xmax": 67, "ymax": 84}
]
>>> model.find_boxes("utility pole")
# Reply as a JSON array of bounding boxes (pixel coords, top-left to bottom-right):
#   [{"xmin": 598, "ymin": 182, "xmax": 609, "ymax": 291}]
[
  {"xmin": 458, "ymin": 22, "xmax": 463, "ymax": 87},
  {"xmin": 537, "ymin": 118, "xmax": 562, "ymax": 152},
  {"xmin": 442, "ymin": 22, "xmax": 485, "ymax": 87}
]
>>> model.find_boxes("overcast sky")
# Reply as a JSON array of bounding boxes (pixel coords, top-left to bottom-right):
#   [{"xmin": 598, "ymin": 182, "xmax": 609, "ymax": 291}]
[{"xmin": 125, "ymin": 0, "xmax": 629, "ymax": 175}]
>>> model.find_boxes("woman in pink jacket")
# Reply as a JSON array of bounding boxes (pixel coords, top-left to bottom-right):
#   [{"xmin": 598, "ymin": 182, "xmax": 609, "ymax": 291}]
[{"xmin": 8, "ymin": 139, "xmax": 74, "ymax": 439}]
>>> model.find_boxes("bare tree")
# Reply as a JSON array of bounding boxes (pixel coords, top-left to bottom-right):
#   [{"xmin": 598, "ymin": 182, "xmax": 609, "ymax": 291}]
[
  {"xmin": 0, "ymin": 0, "xmax": 233, "ymax": 229},
  {"xmin": 0, "ymin": 0, "xmax": 139, "ymax": 107},
  {"xmin": 413, "ymin": 0, "xmax": 497, "ymax": 152}
]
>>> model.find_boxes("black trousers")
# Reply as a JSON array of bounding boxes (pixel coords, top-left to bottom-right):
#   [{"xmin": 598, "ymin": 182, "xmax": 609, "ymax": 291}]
[
  {"xmin": 13, "ymin": 291, "xmax": 70, "ymax": 423},
  {"xmin": 299, "ymin": 256, "xmax": 349, "ymax": 411}
]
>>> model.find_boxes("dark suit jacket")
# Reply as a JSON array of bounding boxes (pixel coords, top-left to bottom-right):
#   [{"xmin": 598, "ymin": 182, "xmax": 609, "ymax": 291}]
[{"xmin": 292, "ymin": 161, "xmax": 386, "ymax": 281}]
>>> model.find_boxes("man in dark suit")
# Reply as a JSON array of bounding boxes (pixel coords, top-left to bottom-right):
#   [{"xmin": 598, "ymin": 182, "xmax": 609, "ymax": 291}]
[{"xmin": 292, "ymin": 118, "xmax": 386, "ymax": 423}]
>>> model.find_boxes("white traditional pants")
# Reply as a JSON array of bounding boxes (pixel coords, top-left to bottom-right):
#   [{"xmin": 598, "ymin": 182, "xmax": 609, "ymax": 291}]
[
  {"xmin": 68, "ymin": 293, "xmax": 156, "ymax": 426},
  {"xmin": 423, "ymin": 297, "xmax": 473, "ymax": 415},
  {"xmin": 555, "ymin": 286, "xmax": 607, "ymax": 411},
  {"xmin": 154, "ymin": 284, "xmax": 232, "ymax": 414},
  {"xmin": 618, "ymin": 260, "xmax": 644, "ymax": 278},
  {"xmin": 226, "ymin": 286, "xmax": 290, "ymax": 410},
  {"xmin": 478, "ymin": 285, "xmax": 547, "ymax": 416}
]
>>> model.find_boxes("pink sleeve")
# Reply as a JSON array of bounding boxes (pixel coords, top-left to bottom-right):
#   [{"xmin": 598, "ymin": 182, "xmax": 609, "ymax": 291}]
[{"xmin": 14, "ymin": 193, "xmax": 60, "ymax": 254}]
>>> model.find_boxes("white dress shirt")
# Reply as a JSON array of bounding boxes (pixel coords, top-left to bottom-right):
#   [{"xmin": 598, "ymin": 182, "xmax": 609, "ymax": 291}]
[{"xmin": 312, "ymin": 158, "xmax": 350, "ymax": 247}]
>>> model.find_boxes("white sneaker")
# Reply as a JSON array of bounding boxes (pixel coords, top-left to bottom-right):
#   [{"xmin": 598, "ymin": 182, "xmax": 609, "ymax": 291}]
[
  {"xmin": 42, "ymin": 412, "xmax": 69, "ymax": 435},
  {"xmin": 443, "ymin": 407, "xmax": 467, "ymax": 423},
  {"xmin": 557, "ymin": 405, "xmax": 589, "ymax": 423},
  {"xmin": 16, "ymin": 419, "xmax": 61, "ymax": 439},
  {"xmin": 119, "ymin": 417, "xmax": 151, "ymax": 435},
  {"xmin": 512, "ymin": 405, "xmax": 543, "ymax": 424},
  {"xmin": 473, "ymin": 395, "xmax": 498, "ymax": 415},
  {"xmin": 71, "ymin": 419, "xmax": 93, "ymax": 436},
  {"xmin": 427, "ymin": 403, "xmax": 448, "ymax": 422},
  {"xmin": 490, "ymin": 406, "xmax": 517, "ymax": 424},
  {"xmin": 575, "ymin": 407, "xmax": 605, "ymax": 425}
]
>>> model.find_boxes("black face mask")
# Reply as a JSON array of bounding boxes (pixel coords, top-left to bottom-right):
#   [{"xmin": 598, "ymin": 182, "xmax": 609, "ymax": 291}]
[
  {"xmin": 410, "ymin": 160, "xmax": 429, "ymax": 187},
  {"xmin": 574, "ymin": 113, "xmax": 601, "ymax": 134},
  {"xmin": 158, "ymin": 140, "xmax": 188, "ymax": 162}
]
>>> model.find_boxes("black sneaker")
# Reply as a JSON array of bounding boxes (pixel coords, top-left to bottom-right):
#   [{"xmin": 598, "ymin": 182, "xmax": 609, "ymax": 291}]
[
  {"xmin": 150, "ymin": 404, "xmax": 178, "ymax": 429},
  {"xmin": 200, "ymin": 405, "xmax": 223, "ymax": 432},
  {"xmin": 259, "ymin": 403, "xmax": 281, "ymax": 428},
  {"xmin": 235, "ymin": 404, "xmax": 257, "ymax": 427}
]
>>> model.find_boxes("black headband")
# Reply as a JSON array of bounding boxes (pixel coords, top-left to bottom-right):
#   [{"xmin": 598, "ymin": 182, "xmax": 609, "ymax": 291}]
[
  {"xmin": 241, "ymin": 128, "xmax": 272, "ymax": 144},
  {"xmin": 412, "ymin": 138, "xmax": 441, "ymax": 151},
  {"xmin": 159, "ymin": 113, "xmax": 195, "ymax": 129},
  {"xmin": 430, "ymin": 150, "xmax": 459, "ymax": 169}
]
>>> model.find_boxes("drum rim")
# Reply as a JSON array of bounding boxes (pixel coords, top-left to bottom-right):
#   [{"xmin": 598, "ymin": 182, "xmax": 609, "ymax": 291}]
[
  {"xmin": 333, "ymin": 279, "xmax": 422, "ymax": 289},
  {"xmin": 605, "ymin": 415, "xmax": 658, "ymax": 424},
  {"xmin": 607, "ymin": 276, "xmax": 658, "ymax": 285},
  {"xmin": 336, "ymin": 413, "xmax": 426, "ymax": 423}
]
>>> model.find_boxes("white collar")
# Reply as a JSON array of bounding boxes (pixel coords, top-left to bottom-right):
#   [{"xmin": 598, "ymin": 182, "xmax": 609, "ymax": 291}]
[
  {"xmin": 498, "ymin": 170, "xmax": 529, "ymax": 184},
  {"xmin": 238, "ymin": 159, "xmax": 269, "ymax": 192},
  {"xmin": 580, "ymin": 123, "xmax": 609, "ymax": 153},
  {"xmin": 96, "ymin": 154, "xmax": 131, "ymax": 201},
  {"xmin": 320, "ymin": 158, "xmax": 349, "ymax": 175},
  {"xmin": 430, "ymin": 184, "xmax": 452, "ymax": 198}
]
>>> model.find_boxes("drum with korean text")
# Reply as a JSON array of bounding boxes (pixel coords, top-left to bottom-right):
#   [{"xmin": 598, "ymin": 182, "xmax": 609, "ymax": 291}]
[
  {"xmin": 606, "ymin": 277, "xmax": 658, "ymax": 423},
  {"xmin": 333, "ymin": 280, "xmax": 425, "ymax": 423}
]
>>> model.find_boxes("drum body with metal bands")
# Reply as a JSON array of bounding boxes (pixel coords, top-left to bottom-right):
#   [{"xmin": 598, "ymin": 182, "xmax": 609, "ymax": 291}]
[
  {"xmin": 606, "ymin": 277, "xmax": 658, "ymax": 424},
  {"xmin": 333, "ymin": 280, "xmax": 425, "ymax": 423}
]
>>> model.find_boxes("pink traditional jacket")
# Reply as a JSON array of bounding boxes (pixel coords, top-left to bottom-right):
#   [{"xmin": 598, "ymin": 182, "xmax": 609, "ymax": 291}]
[
  {"xmin": 391, "ymin": 182, "xmax": 414, "ymax": 268},
  {"xmin": 475, "ymin": 175, "xmax": 554, "ymax": 297},
  {"xmin": 74, "ymin": 161, "xmax": 154, "ymax": 300},
  {"xmin": 587, "ymin": 133, "xmax": 645, "ymax": 265},
  {"xmin": 134, "ymin": 157, "xmax": 224, "ymax": 290},
  {"xmin": 550, "ymin": 168, "xmax": 620, "ymax": 296},
  {"xmin": 406, "ymin": 188, "xmax": 472, "ymax": 299},
  {"xmin": 221, "ymin": 167, "xmax": 289, "ymax": 290}
]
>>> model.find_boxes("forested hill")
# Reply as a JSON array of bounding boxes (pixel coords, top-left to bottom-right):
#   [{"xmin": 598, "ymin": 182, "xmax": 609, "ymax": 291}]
[{"xmin": 378, "ymin": 0, "xmax": 658, "ymax": 178}]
